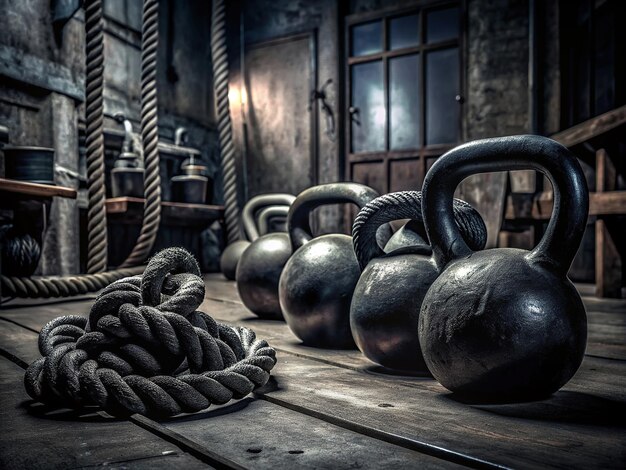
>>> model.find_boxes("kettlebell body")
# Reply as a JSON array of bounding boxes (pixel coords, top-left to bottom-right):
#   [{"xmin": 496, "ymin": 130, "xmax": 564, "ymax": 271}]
[
  {"xmin": 236, "ymin": 232, "xmax": 292, "ymax": 319},
  {"xmin": 220, "ymin": 240, "xmax": 250, "ymax": 280},
  {"xmin": 420, "ymin": 248, "xmax": 586, "ymax": 398},
  {"xmin": 280, "ymin": 234, "xmax": 360, "ymax": 347},
  {"xmin": 419, "ymin": 135, "xmax": 589, "ymax": 400},
  {"xmin": 351, "ymin": 252, "xmax": 437, "ymax": 370},
  {"xmin": 279, "ymin": 183, "xmax": 379, "ymax": 348},
  {"xmin": 221, "ymin": 193, "xmax": 294, "ymax": 281},
  {"xmin": 350, "ymin": 191, "xmax": 487, "ymax": 372}
]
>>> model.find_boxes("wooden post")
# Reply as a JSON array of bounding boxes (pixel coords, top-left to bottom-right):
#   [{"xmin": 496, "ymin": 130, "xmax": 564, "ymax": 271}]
[{"xmin": 595, "ymin": 148, "xmax": 622, "ymax": 298}]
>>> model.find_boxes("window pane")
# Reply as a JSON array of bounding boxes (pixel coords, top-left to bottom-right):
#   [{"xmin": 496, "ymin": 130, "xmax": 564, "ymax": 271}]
[
  {"xmin": 351, "ymin": 21, "xmax": 383, "ymax": 56},
  {"xmin": 426, "ymin": 48, "xmax": 459, "ymax": 145},
  {"xmin": 426, "ymin": 7, "xmax": 459, "ymax": 43},
  {"xmin": 389, "ymin": 14, "xmax": 419, "ymax": 50},
  {"xmin": 351, "ymin": 61, "xmax": 385, "ymax": 152},
  {"xmin": 390, "ymin": 54, "xmax": 420, "ymax": 150}
]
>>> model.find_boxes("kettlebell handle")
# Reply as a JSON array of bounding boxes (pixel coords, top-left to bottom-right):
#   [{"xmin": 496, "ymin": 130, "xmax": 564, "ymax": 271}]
[
  {"xmin": 257, "ymin": 205, "xmax": 290, "ymax": 236},
  {"xmin": 289, "ymin": 183, "xmax": 379, "ymax": 251},
  {"xmin": 353, "ymin": 191, "xmax": 488, "ymax": 270},
  {"xmin": 241, "ymin": 193, "xmax": 295, "ymax": 242},
  {"xmin": 422, "ymin": 135, "xmax": 589, "ymax": 274}
]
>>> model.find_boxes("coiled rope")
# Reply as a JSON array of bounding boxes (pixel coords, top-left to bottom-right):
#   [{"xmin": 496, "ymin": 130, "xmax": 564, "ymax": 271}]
[
  {"xmin": 211, "ymin": 0, "xmax": 241, "ymax": 244},
  {"xmin": 352, "ymin": 191, "xmax": 488, "ymax": 270},
  {"xmin": 24, "ymin": 247, "xmax": 277, "ymax": 417},
  {"xmin": 1, "ymin": 0, "xmax": 161, "ymax": 298}
]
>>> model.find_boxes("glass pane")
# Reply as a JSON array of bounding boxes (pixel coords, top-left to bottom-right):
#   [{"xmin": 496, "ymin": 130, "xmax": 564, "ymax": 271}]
[
  {"xmin": 426, "ymin": 7, "xmax": 459, "ymax": 43},
  {"xmin": 351, "ymin": 61, "xmax": 385, "ymax": 153},
  {"xmin": 390, "ymin": 54, "xmax": 420, "ymax": 150},
  {"xmin": 390, "ymin": 14, "xmax": 419, "ymax": 50},
  {"xmin": 351, "ymin": 21, "xmax": 383, "ymax": 56},
  {"xmin": 426, "ymin": 48, "xmax": 459, "ymax": 145}
]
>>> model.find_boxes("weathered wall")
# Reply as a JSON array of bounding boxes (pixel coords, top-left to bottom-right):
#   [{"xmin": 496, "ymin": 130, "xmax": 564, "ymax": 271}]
[
  {"xmin": 458, "ymin": 0, "xmax": 531, "ymax": 247},
  {"xmin": 0, "ymin": 0, "xmax": 84, "ymax": 275},
  {"xmin": 0, "ymin": 0, "xmax": 220, "ymax": 274}
]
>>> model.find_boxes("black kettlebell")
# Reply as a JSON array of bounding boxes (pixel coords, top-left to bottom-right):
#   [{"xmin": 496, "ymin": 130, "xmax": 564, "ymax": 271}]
[
  {"xmin": 279, "ymin": 183, "xmax": 379, "ymax": 348},
  {"xmin": 236, "ymin": 193, "xmax": 299, "ymax": 319},
  {"xmin": 221, "ymin": 193, "xmax": 294, "ymax": 281},
  {"xmin": 350, "ymin": 191, "xmax": 487, "ymax": 372},
  {"xmin": 383, "ymin": 219, "xmax": 428, "ymax": 252},
  {"xmin": 257, "ymin": 205, "xmax": 289, "ymax": 235},
  {"xmin": 419, "ymin": 135, "xmax": 589, "ymax": 400}
]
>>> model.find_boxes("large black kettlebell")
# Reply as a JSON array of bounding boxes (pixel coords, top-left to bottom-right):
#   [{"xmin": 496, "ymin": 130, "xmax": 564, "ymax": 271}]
[
  {"xmin": 350, "ymin": 191, "xmax": 487, "ymax": 371},
  {"xmin": 221, "ymin": 193, "xmax": 294, "ymax": 280},
  {"xmin": 419, "ymin": 135, "xmax": 589, "ymax": 400},
  {"xmin": 279, "ymin": 183, "xmax": 379, "ymax": 348}
]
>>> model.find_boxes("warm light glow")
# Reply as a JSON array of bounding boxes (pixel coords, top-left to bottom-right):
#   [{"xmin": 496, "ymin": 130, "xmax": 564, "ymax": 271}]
[
  {"xmin": 228, "ymin": 87, "xmax": 247, "ymax": 106},
  {"xmin": 374, "ymin": 105, "xmax": 386, "ymax": 127}
]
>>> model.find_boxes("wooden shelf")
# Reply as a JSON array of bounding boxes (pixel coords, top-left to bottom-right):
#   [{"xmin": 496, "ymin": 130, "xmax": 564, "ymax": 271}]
[
  {"xmin": 105, "ymin": 197, "xmax": 224, "ymax": 227},
  {"xmin": 0, "ymin": 178, "xmax": 77, "ymax": 199}
]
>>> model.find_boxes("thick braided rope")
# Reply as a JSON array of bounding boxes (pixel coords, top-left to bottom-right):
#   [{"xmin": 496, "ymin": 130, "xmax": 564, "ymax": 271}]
[
  {"xmin": 119, "ymin": 0, "xmax": 161, "ymax": 268},
  {"xmin": 211, "ymin": 0, "xmax": 240, "ymax": 244},
  {"xmin": 1, "ymin": 267, "xmax": 144, "ymax": 298},
  {"xmin": 353, "ymin": 191, "xmax": 488, "ymax": 270},
  {"xmin": 85, "ymin": 0, "xmax": 108, "ymax": 274},
  {"xmin": 23, "ymin": 248, "xmax": 277, "ymax": 417}
]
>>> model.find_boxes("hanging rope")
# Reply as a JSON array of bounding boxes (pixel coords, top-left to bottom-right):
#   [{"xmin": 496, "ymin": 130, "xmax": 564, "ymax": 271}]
[
  {"xmin": 211, "ymin": 0, "xmax": 241, "ymax": 244},
  {"xmin": 24, "ymin": 247, "xmax": 277, "ymax": 417},
  {"xmin": 119, "ymin": 0, "xmax": 161, "ymax": 267},
  {"xmin": 1, "ymin": 0, "xmax": 163, "ymax": 298},
  {"xmin": 84, "ymin": 0, "xmax": 108, "ymax": 274}
]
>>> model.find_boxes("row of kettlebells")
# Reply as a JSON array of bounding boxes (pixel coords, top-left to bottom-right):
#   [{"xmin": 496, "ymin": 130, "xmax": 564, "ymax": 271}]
[{"xmin": 221, "ymin": 135, "xmax": 590, "ymax": 401}]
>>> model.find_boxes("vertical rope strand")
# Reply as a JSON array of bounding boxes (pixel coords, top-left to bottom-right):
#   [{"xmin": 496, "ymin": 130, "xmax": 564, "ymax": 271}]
[
  {"xmin": 119, "ymin": 0, "xmax": 161, "ymax": 267},
  {"xmin": 84, "ymin": 0, "xmax": 108, "ymax": 274},
  {"xmin": 211, "ymin": 0, "xmax": 241, "ymax": 243}
]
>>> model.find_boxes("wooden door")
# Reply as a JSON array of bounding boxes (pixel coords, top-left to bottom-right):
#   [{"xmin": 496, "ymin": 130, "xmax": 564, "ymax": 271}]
[{"xmin": 243, "ymin": 33, "xmax": 318, "ymax": 197}]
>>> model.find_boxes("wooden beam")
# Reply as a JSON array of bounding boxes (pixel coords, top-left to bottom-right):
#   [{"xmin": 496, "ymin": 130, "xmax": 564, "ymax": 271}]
[
  {"xmin": 595, "ymin": 149, "xmax": 622, "ymax": 298},
  {"xmin": 551, "ymin": 104, "xmax": 626, "ymax": 148},
  {"xmin": 0, "ymin": 178, "xmax": 77, "ymax": 199}
]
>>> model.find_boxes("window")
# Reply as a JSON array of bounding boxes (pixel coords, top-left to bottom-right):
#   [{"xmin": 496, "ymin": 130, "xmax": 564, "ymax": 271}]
[{"xmin": 346, "ymin": 2, "xmax": 462, "ymax": 195}]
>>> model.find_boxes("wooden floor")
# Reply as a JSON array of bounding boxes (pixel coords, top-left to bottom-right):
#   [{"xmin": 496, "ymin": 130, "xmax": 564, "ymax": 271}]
[{"xmin": 1, "ymin": 274, "xmax": 625, "ymax": 469}]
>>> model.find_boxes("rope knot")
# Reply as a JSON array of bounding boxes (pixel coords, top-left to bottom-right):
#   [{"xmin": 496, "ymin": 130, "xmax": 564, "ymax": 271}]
[{"xmin": 24, "ymin": 248, "xmax": 277, "ymax": 417}]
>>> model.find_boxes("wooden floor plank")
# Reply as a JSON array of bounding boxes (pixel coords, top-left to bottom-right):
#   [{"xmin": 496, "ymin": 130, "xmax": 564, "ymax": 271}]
[
  {"xmin": 256, "ymin": 353, "xmax": 626, "ymax": 469},
  {"xmin": 0, "ymin": 357, "xmax": 212, "ymax": 470},
  {"xmin": 163, "ymin": 398, "xmax": 462, "ymax": 469}
]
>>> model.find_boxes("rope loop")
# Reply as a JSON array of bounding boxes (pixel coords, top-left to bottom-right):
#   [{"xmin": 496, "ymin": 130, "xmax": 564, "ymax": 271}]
[{"xmin": 24, "ymin": 248, "xmax": 277, "ymax": 417}]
